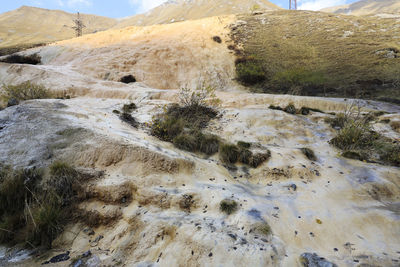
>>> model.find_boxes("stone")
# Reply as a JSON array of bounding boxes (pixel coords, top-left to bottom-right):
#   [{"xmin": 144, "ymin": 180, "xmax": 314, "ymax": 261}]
[{"xmin": 299, "ymin": 253, "xmax": 337, "ymax": 267}]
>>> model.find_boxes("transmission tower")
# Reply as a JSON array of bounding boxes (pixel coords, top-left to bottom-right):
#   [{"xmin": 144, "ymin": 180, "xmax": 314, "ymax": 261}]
[
  {"xmin": 289, "ymin": 0, "xmax": 297, "ymax": 10},
  {"xmin": 72, "ymin": 12, "xmax": 86, "ymax": 37}
]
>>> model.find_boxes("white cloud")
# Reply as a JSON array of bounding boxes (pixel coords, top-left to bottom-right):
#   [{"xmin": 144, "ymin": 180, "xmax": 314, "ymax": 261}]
[
  {"xmin": 57, "ymin": 0, "xmax": 93, "ymax": 8},
  {"xmin": 298, "ymin": 0, "xmax": 347, "ymax": 11},
  {"xmin": 129, "ymin": 0, "xmax": 167, "ymax": 12}
]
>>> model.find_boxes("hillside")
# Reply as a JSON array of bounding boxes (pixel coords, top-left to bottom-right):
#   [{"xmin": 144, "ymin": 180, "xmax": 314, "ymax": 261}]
[
  {"xmin": 321, "ymin": 0, "xmax": 400, "ymax": 16},
  {"xmin": 0, "ymin": 6, "xmax": 399, "ymax": 267},
  {"xmin": 115, "ymin": 0, "xmax": 281, "ymax": 28},
  {"xmin": 0, "ymin": 6, "xmax": 117, "ymax": 49}
]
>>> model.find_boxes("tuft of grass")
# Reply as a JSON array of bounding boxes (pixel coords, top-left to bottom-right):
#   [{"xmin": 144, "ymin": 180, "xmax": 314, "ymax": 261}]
[
  {"xmin": 254, "ymin": 222, "xmax": 272, "ymax": 237},
  {"xmin": 0, "ymin": 162, "xmax": 89, "ymax": 247},
  {"xmin": 173, "ymin": 133, "xmax": 198, "ymax": 152},
  {"xmin": 151, "ymin": 116, "xmax": 185, "ymax": 142},
  {"xmin": 238, "ymin": 148, "xmax": 252, "ymax": 165},
  {"xmin": 219, "ymin": 199, "xmax": 238, "ymax": 215},
  {"xmin": 122, "ymin": 103, "xmax": 137, "ymax": 113},
  {"xmin": 300, "ymin": 148, "xmax": 317, "ymax": 161},
  {"xmin": 113, "ymin": 109, "xmax": 120, "ymax": 114},
  {"xmin": 0, "ymin": 82, "xmax": 53, "ymax": 106},
  {"xmin": 219, "ymin": 144, "xmax": 240, "ymax": 164},
  {"xmin": 198, "ymin": 133, "xmax": 220, "ymax": 155},
  {"xmin": 269, "ymin": 105, "xmax": 283, "ymax": 111},
  {"xmin": 0, "ymin": 53, "xmax": 41, "ymax": 65}
]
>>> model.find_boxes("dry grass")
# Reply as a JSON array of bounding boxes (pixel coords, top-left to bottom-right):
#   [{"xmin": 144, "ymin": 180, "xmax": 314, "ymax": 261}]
[{"xmin": 231, "ymin": 10, "xmax": 400, "ymax": 102}]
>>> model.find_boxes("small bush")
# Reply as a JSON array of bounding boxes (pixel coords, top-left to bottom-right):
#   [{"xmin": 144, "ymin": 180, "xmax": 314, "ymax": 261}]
[
  {"xmin": 120, "ymin": 112, "xmax": 138, "ymax": 128},
  {"xmin": 122, "ymin": 103, "xmax": 137, "ymax": 113},
  {"xmin": 330, "ymin": 122, "xmax": 375, "ymax": 151},
  {"xmin": 342, "ymin": 151, "xmax": 367, "ymax": 161},
  {"xmin": 113, "ymin": 109, "xmax": 120, "ymax": 114},
  {"xmin": 212, "ymin": 36, "xmax": 222, "ymax": 43},
  {"xmin": 198, "ymin": 133, "xmax": 220, "ymax": 155},
  {"xmin": 0, "ymin": 53, "xmax": 41, "ymax": 65},
  {"xmin": 47, "ymin": 161, "xmax": 79, "ymax": 201},
  {"xmin": 151, "ymin": 116, "xmax": 185, "ymax": 142},
  {"xmin": 119, "ymin": 75, "xmax": 136, "ymax": 84},
  {"xmin": 219, "ymin": 199, "xmax": 238, "ymax": 215},
  {"xmin": 300, "ymin": 148, "xmax": 317, "ymax": 161},
  {"xmin": 236, "ymin": 60, "xmax": 266, "ymax": 85},
  {"xmin": 284, "ymin": 103, "xmax": 296, "ymax": 114},
  {"xmin": 173, "ymin": 133, "xmax": 198, "ymax": 152},
  {"xmin": 248, "ymin": 152, "xmax": 271, "ymax": 168},
  {"xmin": 254, "ymin": 222, "xmax": 272, "ymax": 236},
  {"xmin": 0, "ymin": 82, "xmax": 53, "ymax": 106},
  {"xmin": 219, "ymin": 144, "xmax": 240, "ymax": 164}
]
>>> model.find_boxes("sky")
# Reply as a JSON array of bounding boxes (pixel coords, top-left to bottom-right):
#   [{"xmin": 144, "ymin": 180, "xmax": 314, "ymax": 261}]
[{"xmin": 0, "ymin": 0, "xmax": 359, "ymax": 18}]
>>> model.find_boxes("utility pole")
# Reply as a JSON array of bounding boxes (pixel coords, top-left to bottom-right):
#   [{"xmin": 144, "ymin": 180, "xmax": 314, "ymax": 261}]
[
  {"xmin": 72, "ymin": 12, "xmax": 86, "ymax": 37},
  {"xmin": 289, "ymin": 0, "xmax": 297, "ymax": 10}
]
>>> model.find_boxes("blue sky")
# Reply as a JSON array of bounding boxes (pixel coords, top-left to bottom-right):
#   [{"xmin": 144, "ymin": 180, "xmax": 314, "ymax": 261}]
[{"xmin": 0, "ymin": 0, "xmax": 358, "ymax": 18}]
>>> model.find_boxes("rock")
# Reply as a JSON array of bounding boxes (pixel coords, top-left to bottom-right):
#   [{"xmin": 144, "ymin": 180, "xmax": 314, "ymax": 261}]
[
  {"xmin": 83, "ymin": 228, "xmax": 95, "ymax": 236},
  {"xmin": 42, "ymin": 251, "xmax": 70, "ymax": 264},
  {"xmin": 299, "ymin": 253, "xmax": 337, "ymax": 267},
  {"xmin": 7, "ymin": 98, "xmax": 18, "ymax": 107}
]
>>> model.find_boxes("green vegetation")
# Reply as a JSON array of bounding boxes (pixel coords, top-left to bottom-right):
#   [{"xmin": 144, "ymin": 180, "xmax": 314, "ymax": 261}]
[
  {"xmin": 328, "ymin": 110, "xmax": 400, "ymax": 166},
  {"xmin": 0, "ymin": 53, "xmax": 41, "ymax": 65},
  {"xmin": 231, "ymin": 11, "xmax": 400, "ymax": 102},
  {"xmin": 219, "ymin": 142, "xmax": 270, "ymax": 167},
  {"xmin": 236, "ymin": 59, "xmax": 266, "ymax": 85},
  {"xmin": 120, "ymin": 112, "xmax": 138, "ymax": 128},
  {"xmin": 219, "ymin": 199, "xmax": 238, "ymax": 215},
  {"xmin": 150, "ymin": 86, "xmax": 219, "ymax": 153},
  {"xmin": 0, "ymin": 162, "xmax": 85, "ymax": 247},
  {"xmin": 254, "ymin": 222, "xmax": 272, "ymax": 237},
  {"xmin": 0, "ymin": 82, "xmax": 53, "ymax": 107}
]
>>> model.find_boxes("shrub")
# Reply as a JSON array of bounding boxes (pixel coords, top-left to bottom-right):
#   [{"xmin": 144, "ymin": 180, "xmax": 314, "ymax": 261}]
[
  {"xmin": 122, "ymin": 103, "xmax": 137, "ymax": 113},
  {"xmin": 236, "ymin": 60, "xmax": 266, "ymax": 85},
  {"xmin": 113, "ymin": 109, "xmax": 120, "ymax": 114},
  {"xmin": 300, "ymin": 148, "xmax": 317, "ymax": 161},
  {"xmin": 284, "ymin": 103, "xmax": 296, "ymax": 114},
  {"xmin": 120, "ymin": 112, "xmax": 138, "ymax": 128},
  {"xmin": 0, "ymin": 82, "xmax": 53, "ymax": 106},
  {"xmin": 151, "ymin": 116, "xmax": 185, "ymax": 142},
  {"xmin": 212, "ymin": 36, "xmax": 222, "ymax": 43},
  {"xmin": 342, "ymin": 151, "xmax": 367, "ymax": 161},
  {"xmin": 0, "ymin": 162, "xmax": 86, "ymax": 247},
  {"xmin": 198, "ymin": 133, "xmax": 220, "ymax": 155},
  {"xmin": 178, "ymin": 86, "xmax": 220, "ymax": 109},
  {"xmin": 0, "ymin": 53, "xmax": 41, "ymax": 65},
  {"xmin": 238, "ymin": 148, "xmax": 252, "ymax": 165},
  {"xmin": 119, "ymin": 75, "xmax": 136, "ymax": 84},
  {"xmin": 219, "ymin": 199, "xmax": 238, "ymax": 215},
  {"xmin": 220, "ymin": 144, "xmax": 240, "ymax": 164}
]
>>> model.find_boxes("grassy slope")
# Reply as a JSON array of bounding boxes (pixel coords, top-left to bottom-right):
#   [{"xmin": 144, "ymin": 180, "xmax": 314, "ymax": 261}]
[
  {"xmin": 231, "ymin": 10, "xmax": 400, "ymax": 102},
  {"xmin": 322, "ymin": 0, "xmax": 400, "ymax": 16}
]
